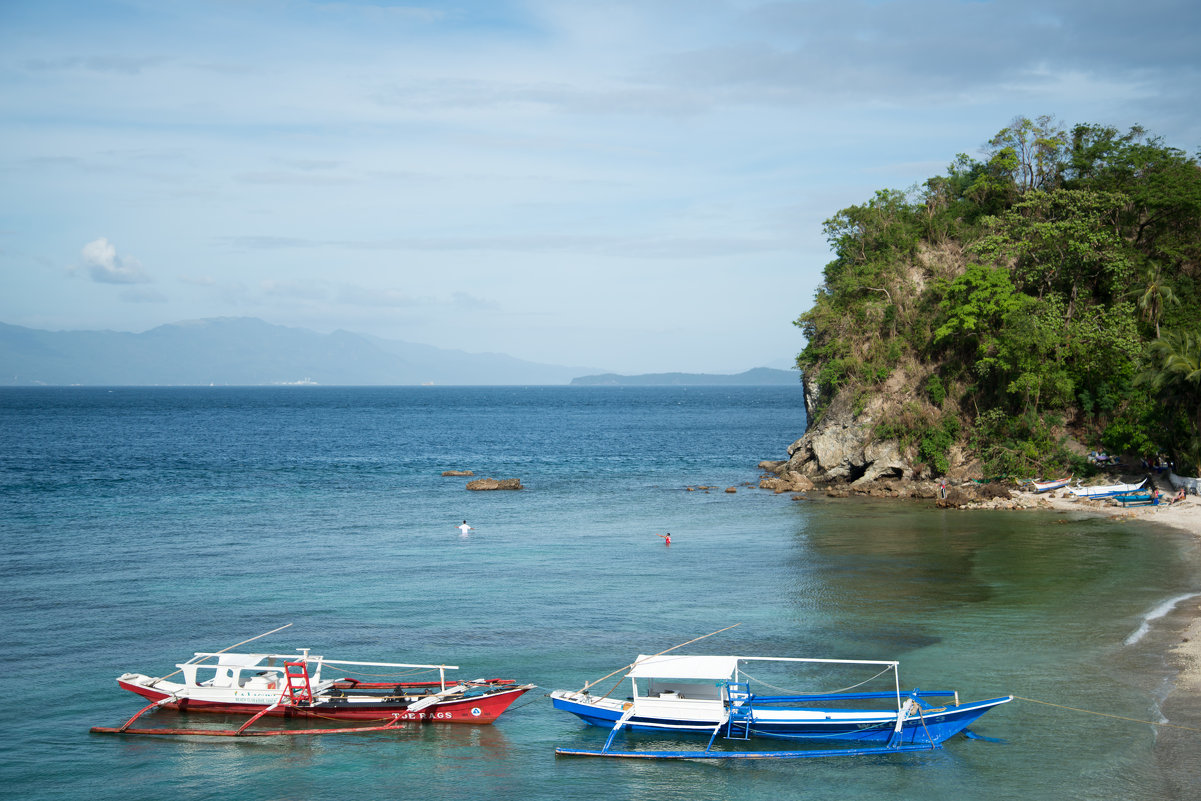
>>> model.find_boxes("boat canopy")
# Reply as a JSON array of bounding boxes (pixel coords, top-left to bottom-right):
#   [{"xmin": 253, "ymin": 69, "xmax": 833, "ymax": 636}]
[
  {"xmin": 186, "ymin": 652, "xmax": 458, "ymax": 670},
  {"xmin": 629, "ymin": 654, "xmax": 739, "ymax": 680},
  {"xmin": 215, "ymin": 653, "xmax": 271, "ymax": 667}
]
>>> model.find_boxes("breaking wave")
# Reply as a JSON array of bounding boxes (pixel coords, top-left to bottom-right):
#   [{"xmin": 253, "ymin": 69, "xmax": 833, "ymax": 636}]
[{"xmin": 1125, "ymin": 592, "xmax": 1201, "ymax": 646}]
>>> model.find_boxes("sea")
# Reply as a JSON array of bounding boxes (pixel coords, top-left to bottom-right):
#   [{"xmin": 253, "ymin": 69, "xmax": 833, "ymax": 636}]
[{"xmin": 1, "ymin": 386, "xmax": 1198, "ymax": 801}]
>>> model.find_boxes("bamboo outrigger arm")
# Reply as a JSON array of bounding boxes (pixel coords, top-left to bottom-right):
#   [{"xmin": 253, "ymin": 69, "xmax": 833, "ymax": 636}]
[{"xmin": 90, "ymin": 713, "xmax": 407, "ymax": 737}]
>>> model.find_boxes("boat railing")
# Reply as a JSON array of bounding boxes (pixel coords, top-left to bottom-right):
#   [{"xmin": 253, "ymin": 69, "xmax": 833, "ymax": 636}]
[
  {"xmin": 186, "ymin": 653, "xmax": 459, "ymax": 671},
  {"xmin": 182, "ymin": 653, "xmax": 461, "ymax": 692},
  {"xmin": 733, "ymin": 656, "xmax": 905, "ymax": 713},
  {"xmin": 746, "ymin": 690, "xmax": 959, "ymax": 705}
]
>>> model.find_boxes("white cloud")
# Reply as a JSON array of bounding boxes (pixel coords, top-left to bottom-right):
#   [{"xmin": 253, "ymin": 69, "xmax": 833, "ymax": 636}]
[{"xmin": 78, "ymin": 237, "xmax": 151, "ymax": 284}]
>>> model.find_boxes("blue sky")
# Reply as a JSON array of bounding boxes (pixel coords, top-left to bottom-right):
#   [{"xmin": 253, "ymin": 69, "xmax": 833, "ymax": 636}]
[{"xmin": 2, "ymin": 0, "xmax": 1199, "ymax": 373}]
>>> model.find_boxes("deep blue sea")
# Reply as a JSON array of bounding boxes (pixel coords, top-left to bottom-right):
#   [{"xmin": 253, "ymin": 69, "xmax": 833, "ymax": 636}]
[{"xmin": 2, "ymin": 386, "xmax": 1198, "ymax": 800}]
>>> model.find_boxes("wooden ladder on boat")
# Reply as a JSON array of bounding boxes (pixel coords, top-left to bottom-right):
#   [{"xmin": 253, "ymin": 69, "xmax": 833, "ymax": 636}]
[
  {"xmin": 283, "ymin": 661, "xmax": 314, "ymax": 705},
  {"xmin": 725, "ymin": 682, "xmax": 753, "ymax": 740}
]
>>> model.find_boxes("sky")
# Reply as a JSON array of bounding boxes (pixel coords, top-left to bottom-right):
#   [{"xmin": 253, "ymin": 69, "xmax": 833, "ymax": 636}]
[{"xmin": 2, "ymin": 1, "xmax": 1199, "ymax": 374}]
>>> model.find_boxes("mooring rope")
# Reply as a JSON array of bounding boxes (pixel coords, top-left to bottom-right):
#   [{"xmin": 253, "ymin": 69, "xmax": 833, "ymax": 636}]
[
  {"xmin": 502, "ymin": 688, "xmax": 545, "ymax": 713},
  {"xmin": 1014, "ymin": 695, "xmax": 1201, "ymax": 733}
]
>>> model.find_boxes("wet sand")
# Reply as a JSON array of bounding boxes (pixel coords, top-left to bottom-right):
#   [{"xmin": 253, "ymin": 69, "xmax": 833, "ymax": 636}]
[{"xmin": 1023, "ymin": 489, "xmax": 1201, "ymax": 795}]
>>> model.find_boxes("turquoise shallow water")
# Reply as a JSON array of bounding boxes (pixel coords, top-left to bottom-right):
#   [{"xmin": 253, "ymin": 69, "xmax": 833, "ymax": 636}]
[{"xmin": 1, "ymin": 386, "xmax": 1198, "ymax": 800}]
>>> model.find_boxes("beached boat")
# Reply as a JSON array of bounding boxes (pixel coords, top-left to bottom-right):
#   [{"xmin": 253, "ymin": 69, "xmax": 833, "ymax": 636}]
[
  {"xmin": 550, "ymin": 653, "xmax": 1011, "ymax": 759},
  {"xmin": 1026, "ymin": 476, "xmax": 1072, "ymax": 492},
  {"xmin": 94, "ymin": 646, "xmax": 534, "ymax": 736},
  {"xmin": 1113, "ymin": 491, "xmax": 1156, "ymax": 507},
  {"xmin": 1169, "ymin": 471, "xmax": 1199, "ymax": 496},
  {"xmin": 1068, "ymin": 478, "xmax": 1147, "ymax": 499}
]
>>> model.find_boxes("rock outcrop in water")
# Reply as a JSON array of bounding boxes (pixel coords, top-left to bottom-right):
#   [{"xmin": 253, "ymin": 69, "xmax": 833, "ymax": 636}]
[{"xmin": 466, "ymin": 477, "xmax": 523, "ymax": 491}]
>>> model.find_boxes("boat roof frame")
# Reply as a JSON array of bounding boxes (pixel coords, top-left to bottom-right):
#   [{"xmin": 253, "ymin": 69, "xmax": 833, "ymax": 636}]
[
  {"xmin": 183, "ymin": 652, "xmax": 459, "ymax": 671},
  {"xmin": 626, "ymin": 654, "xmax": 900, "ymax": 681}
]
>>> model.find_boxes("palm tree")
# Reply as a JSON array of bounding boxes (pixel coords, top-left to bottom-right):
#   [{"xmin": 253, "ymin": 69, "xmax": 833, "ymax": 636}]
[
  {"xmin": 1133, "ymin": 264, "xmax": 1179, "ymax": 338},
  {"xmin": 1141, "ymin": 329, "xmax": 1201, "ymax": 472}
]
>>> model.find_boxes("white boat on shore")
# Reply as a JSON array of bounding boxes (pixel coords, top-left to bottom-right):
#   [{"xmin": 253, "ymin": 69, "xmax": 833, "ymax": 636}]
[
  {"xmin": 1026, "ymin": 476, "xmax": 1072, "ymax": 493},
  {"xmin": 1068, "ymin": 479, "xmax": 1147, "ymax": 499},
  {"xmin": 1169, "ymin": 471, "xmax": 1199, "ymax": 495}
]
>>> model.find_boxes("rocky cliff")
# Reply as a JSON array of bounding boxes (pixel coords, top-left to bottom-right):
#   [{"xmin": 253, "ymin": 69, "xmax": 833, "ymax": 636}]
[{"xmin": 784, "ymin": 372, "xmax": 909, "ymax": 484}]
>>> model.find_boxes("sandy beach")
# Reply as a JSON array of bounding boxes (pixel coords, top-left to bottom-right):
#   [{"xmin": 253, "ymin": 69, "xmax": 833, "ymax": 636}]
[
  {"xmin": 1022, "ymin": 488, "xmax": 1201, "ymax": 789},
  {"xmin": 1032, "ymin": 489, "xmax": 1201, "ymax": 536}
]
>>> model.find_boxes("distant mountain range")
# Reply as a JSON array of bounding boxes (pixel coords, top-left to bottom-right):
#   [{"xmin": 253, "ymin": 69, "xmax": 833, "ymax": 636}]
[
  {"xmin": 0, "ymin": 318, "xmax": 795, "ymax": 387},
  {"xmin": 571, "ymin": 368, "xmax": 797, "ymax": 386},
  {"xmin": 0, "ymin": 318, "xmax": 597, "ymax": 386}
]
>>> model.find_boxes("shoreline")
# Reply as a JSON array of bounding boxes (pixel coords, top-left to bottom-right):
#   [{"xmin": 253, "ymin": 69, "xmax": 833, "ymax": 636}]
[
  {"xmin": 1015, "ymin": 489, "xmax": 1201, "ymax": 792},
  {"xmin": 790, "ymin": 474, "xmax": 1201, "ymax": 779}
]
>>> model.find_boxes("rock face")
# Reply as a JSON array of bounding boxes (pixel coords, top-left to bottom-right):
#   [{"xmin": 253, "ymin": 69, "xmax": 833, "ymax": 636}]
[
  {"xmin": 466, "ymin": 477, "xmax": 523, "ymax": 491},
  {"xmin": 784, "ymin": 375, "xmax": 908, "ymax": 484}
]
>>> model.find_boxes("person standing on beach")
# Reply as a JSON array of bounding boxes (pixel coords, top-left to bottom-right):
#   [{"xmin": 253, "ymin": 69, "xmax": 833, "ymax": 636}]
[{"xmin": 458, "ymin": 520, "xmax": 473, "ymax": 535}]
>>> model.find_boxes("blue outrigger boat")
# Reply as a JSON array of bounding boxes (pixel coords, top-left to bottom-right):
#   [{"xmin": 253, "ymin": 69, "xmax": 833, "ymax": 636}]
[
  {"xmin": 551, "ymin": 654, "xmax": 1011, "ymax": 759},
  {"xmin": 1112, "ymin": 491, "xmax": 1157, "ymax": 507}
]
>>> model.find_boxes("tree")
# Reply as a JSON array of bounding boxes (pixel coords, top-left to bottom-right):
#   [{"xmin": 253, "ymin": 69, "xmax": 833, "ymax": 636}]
[
  {"xmin": 992, "ymin": 296, "xmax": 1074, "ymax": 415},
  {"xmin": 1133, "ymin": 263, "xmax": 1180, "ymax": 337},
  {"xmin": 933, "ymin": 263, "xmax": 1023, "ymax": 360},
  {"xmin": 976, "ymin": 188, "xmax": 1133, "ymax": 322},
  {"xmin": 986, "ymin": 115, "xmax": 1067, "ymax": 193},
  {"xmin": 1140, "ymin": 329, "xmax": 1201, "ymax": 472}
]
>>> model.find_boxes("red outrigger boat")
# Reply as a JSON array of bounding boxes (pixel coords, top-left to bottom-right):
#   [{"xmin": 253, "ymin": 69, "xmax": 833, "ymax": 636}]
[{"xmin": 92, "ymin": 643, "xmax": 535, "ymax": 737}]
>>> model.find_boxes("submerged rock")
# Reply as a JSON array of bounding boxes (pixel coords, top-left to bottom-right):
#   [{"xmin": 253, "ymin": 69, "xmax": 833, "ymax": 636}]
[{"xmin": 466, "ymin": 477, "xmax": 523, "ymax": 491}]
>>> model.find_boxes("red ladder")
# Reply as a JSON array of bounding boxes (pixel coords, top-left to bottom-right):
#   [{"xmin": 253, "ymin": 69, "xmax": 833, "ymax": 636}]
[{"xmin": 282, "ymin": 661, "xmax": 314, "ymax": 705}]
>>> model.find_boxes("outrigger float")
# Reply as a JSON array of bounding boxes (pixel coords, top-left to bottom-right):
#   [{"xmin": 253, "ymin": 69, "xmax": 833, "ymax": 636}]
[
  {"xmin": 551, "ymin": 653, "xmax": 1011, "ymax": 760},
  {"xmin": 92, "ymin": 631, "xmax": 534, "ymax": 737}
]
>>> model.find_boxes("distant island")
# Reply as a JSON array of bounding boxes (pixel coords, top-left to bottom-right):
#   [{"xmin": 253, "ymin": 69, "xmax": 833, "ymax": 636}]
[
  {"xmin": 0, "ymin": 317, "xmax": 795, "ymax": 387},
  {"xmin": 571, "ymin": 368, "xmax": 797, "ymax": 386},
  {"xmin": 0, "ymin": 317, "xmax": 598, "ymax": 386}
]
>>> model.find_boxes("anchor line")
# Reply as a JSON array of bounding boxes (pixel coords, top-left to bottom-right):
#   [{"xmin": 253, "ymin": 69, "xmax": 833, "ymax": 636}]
[
  {"xmin": 501, "ymin": 688, "xmax": 545, "ymax": 713},
  {"xmin": 1014, "ymin": 695, "xmax": 1201, "ymax": 733}
]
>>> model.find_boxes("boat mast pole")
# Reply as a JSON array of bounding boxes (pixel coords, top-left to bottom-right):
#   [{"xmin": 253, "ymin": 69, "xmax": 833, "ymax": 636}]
[
  {"xmin": 579, "ymin": 623, "xmax": 742, "ymax": 694},
  {"xmin": 152, "ymin": 623, "xmax": 294, "ymax": 683}
]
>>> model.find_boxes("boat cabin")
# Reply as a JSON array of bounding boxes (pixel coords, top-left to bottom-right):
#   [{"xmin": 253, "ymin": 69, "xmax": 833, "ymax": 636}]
[
  {"xmin": 177, "ymin": 652, "xmax": 301, "ymax": 690},
  {"xmin": 627, "ymin": 654, "xmax": 738, "ymax": 722}
]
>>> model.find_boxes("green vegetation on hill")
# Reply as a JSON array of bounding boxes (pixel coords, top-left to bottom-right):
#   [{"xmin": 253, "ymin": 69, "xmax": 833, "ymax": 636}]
[{"xmin": 796, "ymin": 116, "xmax": 1201, "ymax": 477}]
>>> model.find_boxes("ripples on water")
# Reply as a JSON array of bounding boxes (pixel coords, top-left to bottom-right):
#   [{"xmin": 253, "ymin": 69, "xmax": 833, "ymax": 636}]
[{"xmin": 1, "ymin": 387, "xmax": 1197, "ymax": 800}]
